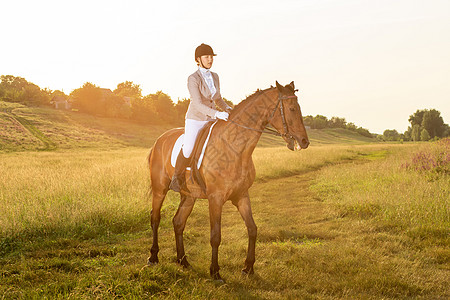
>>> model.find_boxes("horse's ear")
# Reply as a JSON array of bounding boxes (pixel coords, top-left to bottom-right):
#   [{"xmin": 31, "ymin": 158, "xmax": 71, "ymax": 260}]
[
  {"xmin": 275, "ymin": 81, "xmax": 283, "ymax": 91},
  {"xmin": 289, "ymin": 81, "xmax": 295, "ymax": 90}
]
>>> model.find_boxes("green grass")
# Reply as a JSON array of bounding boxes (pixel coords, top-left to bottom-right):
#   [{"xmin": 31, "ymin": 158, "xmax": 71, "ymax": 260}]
[
  {"xmin": 307, "ymin": 128, "xmax": 376, "ymax": 145},
  {"xmin": 311, "ymin": 143, "xmax": 450, "ymax": 245}
]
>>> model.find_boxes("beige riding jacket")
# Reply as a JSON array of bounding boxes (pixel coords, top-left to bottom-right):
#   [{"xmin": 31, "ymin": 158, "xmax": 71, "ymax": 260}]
[{"xmin": 185, "ymin": 70, "xmax": 230, "ymax": 121}]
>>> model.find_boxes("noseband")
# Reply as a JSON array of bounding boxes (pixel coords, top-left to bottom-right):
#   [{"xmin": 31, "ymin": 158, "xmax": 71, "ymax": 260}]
[{"xmin": 229, "ymin": 91, "xmax": 297, "ymax": 139}]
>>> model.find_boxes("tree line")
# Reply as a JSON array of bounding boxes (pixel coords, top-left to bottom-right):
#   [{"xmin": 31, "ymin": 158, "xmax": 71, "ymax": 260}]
[
  {"xmin": 304, "ymin": 113, "xmax": 449, "ymax": 141},
  {"xmin": 0, "ymin": 75, "xmax": 235, "ymax": 126},
  {"xmin": 1, "ymin": 75, "xmax": 447, "ymax": 141},
  {"xmin": 383, "ymin": 109, "xmax": 449, "ymax": 141},
  {"xmin": 303, "ymin": 115, "xmax": 373, "ymax": 138}
]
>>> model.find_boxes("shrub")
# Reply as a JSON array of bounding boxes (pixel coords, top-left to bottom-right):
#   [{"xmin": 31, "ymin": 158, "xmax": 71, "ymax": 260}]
[{"xmin": 402, "ymin": 138, "xmax": 450, "ymax": 178}]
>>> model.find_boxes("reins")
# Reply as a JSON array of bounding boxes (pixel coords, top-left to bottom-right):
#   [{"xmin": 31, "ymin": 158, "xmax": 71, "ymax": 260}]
[{"xmin": 228, "ymin": 91, "xmax": 297, "ymax": 139}]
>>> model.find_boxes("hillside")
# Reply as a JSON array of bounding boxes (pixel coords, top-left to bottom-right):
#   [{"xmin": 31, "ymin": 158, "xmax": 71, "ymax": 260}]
[{"xmin": 0, "ymin": 101, "xmax": 375, "ymax": 152}]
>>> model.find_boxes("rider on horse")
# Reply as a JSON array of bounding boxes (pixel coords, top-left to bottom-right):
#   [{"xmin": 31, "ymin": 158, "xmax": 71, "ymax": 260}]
[{"xmin": 169, "ymin": 43, "xmax": 232, "ymax": 192}]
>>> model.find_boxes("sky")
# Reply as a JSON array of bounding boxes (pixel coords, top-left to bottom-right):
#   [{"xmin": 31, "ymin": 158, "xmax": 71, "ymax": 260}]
[{"xmin": 1, "ymin": 0, "xmax": 449, "ymax": 134}]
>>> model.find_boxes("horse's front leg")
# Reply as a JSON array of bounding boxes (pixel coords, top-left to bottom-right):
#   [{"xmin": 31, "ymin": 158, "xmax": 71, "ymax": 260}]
[
  {"xmin": 173, "ymin": 194, "xmax": 195, "ymax": 268},
  {"xmin": 233, "ymin": 193, "xmax": 257, "ymax": 275},
  {"xmin": 208, "ymin": 195, "xmax": 225, "ymax": 281}
]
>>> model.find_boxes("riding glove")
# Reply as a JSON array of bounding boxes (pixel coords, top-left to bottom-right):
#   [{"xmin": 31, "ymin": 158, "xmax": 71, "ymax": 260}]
[{"xmin": 215, "ymin": 111, "xmax": 229, "ymax": 121}]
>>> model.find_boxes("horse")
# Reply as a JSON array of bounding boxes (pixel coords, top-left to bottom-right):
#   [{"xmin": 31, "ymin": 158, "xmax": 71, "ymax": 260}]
[{"xmin": 147, "ymin": 81, "xmax": 309, "ymax": 280}]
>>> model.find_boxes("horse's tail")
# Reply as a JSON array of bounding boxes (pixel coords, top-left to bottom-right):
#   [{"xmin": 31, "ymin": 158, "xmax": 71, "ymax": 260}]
[{"xmin": 147, "ymin": 147, "xmax": 153, "ymax": 197}]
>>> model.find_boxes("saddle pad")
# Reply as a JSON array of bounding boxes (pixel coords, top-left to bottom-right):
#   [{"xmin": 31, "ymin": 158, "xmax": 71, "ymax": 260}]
[{"xmin": 171, "ymin": 121, "xmax": 218, "ymax": 169}]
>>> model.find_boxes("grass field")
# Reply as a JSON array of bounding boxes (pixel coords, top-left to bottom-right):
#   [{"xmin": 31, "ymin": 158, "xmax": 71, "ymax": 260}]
[
  {"xmin": 1, "ymin": 100, "xmax": 449, "ymax": 299},
  {"xmin": 1, "ymin": 142, "xmax": 448, "ymax": 299}
]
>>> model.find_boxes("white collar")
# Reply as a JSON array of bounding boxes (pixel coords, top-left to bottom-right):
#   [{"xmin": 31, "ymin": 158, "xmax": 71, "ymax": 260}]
[{"xmin": 199, "ymin": 66, "xmax": 211, "ymax": 75}]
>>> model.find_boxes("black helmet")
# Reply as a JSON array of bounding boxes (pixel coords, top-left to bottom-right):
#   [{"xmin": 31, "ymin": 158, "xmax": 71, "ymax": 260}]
[{"xmin": 195, "ymin": 43, "xmax": 217, "ymax": 61}]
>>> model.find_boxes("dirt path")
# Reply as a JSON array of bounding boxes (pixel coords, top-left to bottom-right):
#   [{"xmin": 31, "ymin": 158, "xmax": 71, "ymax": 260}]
[{"xmin": 1, "ymin": 106, "xmax": 57, "ymax": 151}]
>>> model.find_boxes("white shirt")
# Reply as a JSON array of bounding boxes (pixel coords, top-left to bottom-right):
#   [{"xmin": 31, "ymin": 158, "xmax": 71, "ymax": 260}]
[{"xmin": 199, "ymin": 67, "xmax": 216, "ymax": 97}]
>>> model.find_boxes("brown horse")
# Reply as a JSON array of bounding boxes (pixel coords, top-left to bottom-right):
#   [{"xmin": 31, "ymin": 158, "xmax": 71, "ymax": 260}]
[{"xmin": 147, "ymin": 81, "xmax": 309, "ymax": 280}]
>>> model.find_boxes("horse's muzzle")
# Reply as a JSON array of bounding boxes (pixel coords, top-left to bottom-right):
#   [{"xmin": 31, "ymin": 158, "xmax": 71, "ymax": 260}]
[
  {"xmin": 300, "ymin": 138, "xmax": 310, "ymax": 149},
  {"xmin": 287, "ymin": 135, "xmax": 309, "ymax": 151}
]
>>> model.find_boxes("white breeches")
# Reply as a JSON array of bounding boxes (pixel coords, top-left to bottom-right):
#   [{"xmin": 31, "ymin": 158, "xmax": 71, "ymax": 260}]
[{"xmin": 182, "ymin": 118, "xmax": 210, "ymax": 158}]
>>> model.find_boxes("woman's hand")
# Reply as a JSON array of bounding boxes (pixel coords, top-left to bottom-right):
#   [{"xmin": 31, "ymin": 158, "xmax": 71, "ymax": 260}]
[{"xmin": 215, "ymin": 111, "xmax": 229, "ymax": 121}]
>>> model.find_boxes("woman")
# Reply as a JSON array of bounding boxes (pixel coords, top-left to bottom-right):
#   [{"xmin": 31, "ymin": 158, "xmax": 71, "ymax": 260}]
[{"xmin": 170, "ymin": 43, "xmax": 232, "ymax": 192}]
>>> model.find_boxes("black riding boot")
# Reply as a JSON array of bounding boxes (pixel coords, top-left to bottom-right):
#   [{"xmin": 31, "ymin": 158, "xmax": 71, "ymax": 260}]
[{"xmin": 170, "ymin": 151, "xmax": 190, "ymax": 193}]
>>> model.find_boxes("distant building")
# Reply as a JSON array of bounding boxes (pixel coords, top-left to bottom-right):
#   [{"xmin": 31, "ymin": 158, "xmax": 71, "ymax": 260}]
[
  {"xmin": 51, "ymin": 95, "xmax": 72, "ymax": 110},
  {"xmin": 100, "ymin": 88, "xmax": 133, "ymax": 107}
]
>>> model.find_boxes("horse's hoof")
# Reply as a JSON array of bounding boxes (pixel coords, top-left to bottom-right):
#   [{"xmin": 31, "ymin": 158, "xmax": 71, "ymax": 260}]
[
  {"xmin": 147, "ymin": 257, "xmax": 159, "ymax": 265},
  {"xmin": 211, "ymin": 272, "xmax": 225, "ymax": 283},
  {"xmin": 177, "ymin": 257, "xmax": 191, "ymax": 269},
  {"xmin": 241, "ymin": 268, "xmax": 254, "ymax": 276}
]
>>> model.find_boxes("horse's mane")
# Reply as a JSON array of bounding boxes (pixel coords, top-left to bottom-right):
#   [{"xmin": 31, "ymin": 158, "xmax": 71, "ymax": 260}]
[{"xmin": 229, "ymin": 86, "xmax": 275, "ymax": 117}]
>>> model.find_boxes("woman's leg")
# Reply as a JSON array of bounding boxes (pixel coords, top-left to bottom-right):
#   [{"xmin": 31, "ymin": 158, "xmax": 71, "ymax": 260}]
[
  {"xmin": 182, "ymin": 119, "xmax": 209, "ymax": 158},
  {"xmin": 170, "ymin": 119, "xmax": 209, "ymax": 192}
]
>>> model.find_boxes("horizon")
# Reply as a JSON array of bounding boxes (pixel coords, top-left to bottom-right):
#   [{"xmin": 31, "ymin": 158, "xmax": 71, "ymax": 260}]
[{"xmin": 1, "ymin": 0, "xmax": 449, "ymax": 134}]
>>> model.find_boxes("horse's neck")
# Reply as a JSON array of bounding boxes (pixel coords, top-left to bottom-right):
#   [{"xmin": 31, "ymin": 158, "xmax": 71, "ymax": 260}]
[{"xmin": 220, "ymin": 90, "xmax": 277, "ymax": 157}]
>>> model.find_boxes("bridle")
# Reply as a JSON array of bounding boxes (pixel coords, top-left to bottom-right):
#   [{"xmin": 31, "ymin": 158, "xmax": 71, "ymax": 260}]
[{"xmin": 228, "ymin": 90, "xmax": 297, "ymax": 139}]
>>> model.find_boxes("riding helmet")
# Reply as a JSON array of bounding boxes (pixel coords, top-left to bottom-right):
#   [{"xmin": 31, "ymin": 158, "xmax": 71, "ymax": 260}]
[{"xmin": 195, "ymin": 43, "xmax": 217, "ymax": 61}]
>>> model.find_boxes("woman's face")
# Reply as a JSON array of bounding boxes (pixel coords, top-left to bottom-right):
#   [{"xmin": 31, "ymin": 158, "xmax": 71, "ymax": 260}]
[{"xmin": 198, "ymin": 55, "xmax": 213, "ymax": 69}]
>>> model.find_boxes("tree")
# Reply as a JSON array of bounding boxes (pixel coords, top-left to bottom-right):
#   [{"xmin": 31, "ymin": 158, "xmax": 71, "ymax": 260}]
[
  {"xmin": 420, "ymin": 128, "xmax": 430, "ymax": 141},
  {"xmin": 411, "ymin": 124, "xmax": 421, "ymax": 141},
  {"xmin": 70, "ymin": 82, "xmax": 104, "ymax": 115},
  {"xmin": 403, "ymin": 126, "xmax": 412, "ymax": 141},
  {"xmin": 311, "ymin": 115, "xmax": 328, "ymax": 129},
  {"xmin": 329, "ymin": 117, "xmax": 346, "ymax": 128},
  {"xmin": 408, "ymin": 109, "xmax": 448, "ymax": 139},
  {"xmin": 443, "ymin": 124, "xmax": 450, "ymax": 137},
  {"xmin": 175, "ymin": 98, "xmax": 190, "ymax": 122},
  {"xmin": 356, "ymin": 127, "xmax": 373, "ymax": 138},
  {"xmin": 21, "ymin": 83, "xmax": 50, "ymax": 105},
  {"xmin": 131, "ymin": 96, "xmax": 158, "ymax": 123},
  {"xmin": 0, "ymin": 75, "xmax": 29, "ymax": 90},
  {"xmin": 0, "ymin": 75, "xmax": 50, "ymax": 105},
  {"xmin": 113, "ymin": 81, "xmax": 142, "ymax": 99},
  {"xmin": 150, "ymin": 91, "xmax": 175, "ymax": 122},
  {"xmin": 408, "ymin": 109, "xmax": 426, "ymax": 127},
  {"xmin": 303, "ymin": 115, "xmax": 313, "ymax": 127},
  {"xmin": 422, "ymin": 109, "xmax": 445, "ymax": 138},
  {"xmin": 383, "ymin": 129, "xmax": 400, "ymax": 141},
  {"xmin": 51, "ymin": 90, "xmax": 68, "ymax": 100},
  {"xmin": 346, "ymin": 122, "xmax": 357, "ymax": 131},
  {"xmin": 104, "ymin": 93, "xmax": 132, "ymax": 119}
]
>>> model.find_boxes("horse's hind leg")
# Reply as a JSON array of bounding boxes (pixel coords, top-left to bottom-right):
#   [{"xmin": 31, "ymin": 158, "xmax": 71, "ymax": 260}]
[
  {"xmin": 232, "ymin": 193, "xmax": 257, "ymax": 275},
  {"xmin": 148, "ymin": 188, "xmax": 168, "ymax": 264},
  {"xmin": 173, "ymin": 194, "xmax": 195, "ymax": 268}
]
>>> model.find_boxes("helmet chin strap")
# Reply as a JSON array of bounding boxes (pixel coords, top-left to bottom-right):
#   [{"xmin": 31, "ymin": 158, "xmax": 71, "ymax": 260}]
[{"xmin": 198, "ymin": 57, "xmax": 210, "ymax": 69}]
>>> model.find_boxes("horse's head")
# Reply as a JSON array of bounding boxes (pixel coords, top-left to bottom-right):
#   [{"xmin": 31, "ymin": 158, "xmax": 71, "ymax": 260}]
[{"xmin": 269, "ymin": 81, "xmax": 309, "ymax": 150}]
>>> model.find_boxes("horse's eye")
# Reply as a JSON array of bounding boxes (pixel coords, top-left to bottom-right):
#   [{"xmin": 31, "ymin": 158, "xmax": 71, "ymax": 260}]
[{"xmin": 289, "ymin": 107, "xmax": 295, "ymax": 111}]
